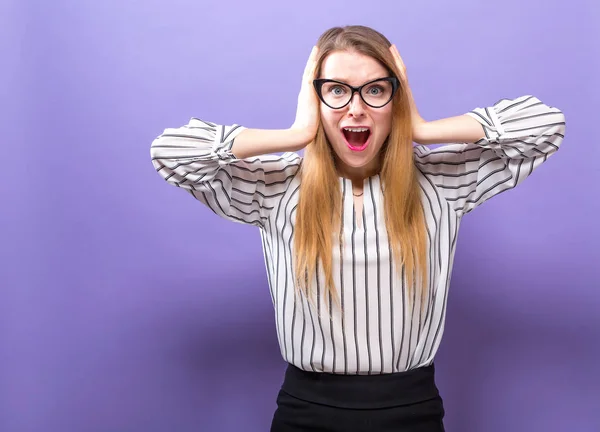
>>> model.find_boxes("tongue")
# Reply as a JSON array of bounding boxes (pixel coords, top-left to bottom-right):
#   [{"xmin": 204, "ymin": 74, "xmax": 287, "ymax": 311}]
[{"xmin": 344, "ymin": 130, "xmax": 370, "ymax": 146}]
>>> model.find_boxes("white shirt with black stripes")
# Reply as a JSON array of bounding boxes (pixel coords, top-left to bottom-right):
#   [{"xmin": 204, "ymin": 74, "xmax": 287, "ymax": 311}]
[{"xmin": 150, "ymin": 95, "xmax": 566, "ymax": 375}]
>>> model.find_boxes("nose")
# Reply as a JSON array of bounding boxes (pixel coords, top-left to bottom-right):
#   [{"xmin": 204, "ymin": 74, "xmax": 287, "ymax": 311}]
[{"xmin": 347, "ymin": 92, "xmax": 366, "ymax": 117}]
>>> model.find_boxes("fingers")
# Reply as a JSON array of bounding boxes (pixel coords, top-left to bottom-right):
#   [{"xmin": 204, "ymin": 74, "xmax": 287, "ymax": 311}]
[
  {"xmin": 303, "ymin": 46, "xmax": 319, "ymax": 83},
  {"xmin": 389, "ymin": 44, "xmax": 407, "ymax": 79},
  {"xmin": 391, "ymin": 45, "xmax": 405, "ymax": 71}
]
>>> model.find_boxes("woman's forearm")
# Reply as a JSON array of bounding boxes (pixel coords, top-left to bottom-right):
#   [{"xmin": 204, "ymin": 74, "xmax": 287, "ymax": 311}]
[
  {"xmin": 413, "ymin": 114, "xmax": 486, "ymax": 145},
  {"xmin": 230, "ymin": 128, "xmax": 312, "ymax": 159}
]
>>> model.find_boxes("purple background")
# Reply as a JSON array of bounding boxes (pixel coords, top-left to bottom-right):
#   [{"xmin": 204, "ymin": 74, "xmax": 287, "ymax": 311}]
[{"xmin": 2, "ymin": 0, "xmax": 599, "ymax": 431}]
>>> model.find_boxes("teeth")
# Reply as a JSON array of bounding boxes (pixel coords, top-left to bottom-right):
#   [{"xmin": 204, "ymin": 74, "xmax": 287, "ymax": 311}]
[{"xmin": 343, "ymin": 127, "xmax": 369, "ymax": 133}]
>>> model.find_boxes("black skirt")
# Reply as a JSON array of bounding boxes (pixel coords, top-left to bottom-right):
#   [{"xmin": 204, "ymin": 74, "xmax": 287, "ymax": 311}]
[{"xmin": 270, "ymin": 363, "xmax": 445, "ymax": 432}]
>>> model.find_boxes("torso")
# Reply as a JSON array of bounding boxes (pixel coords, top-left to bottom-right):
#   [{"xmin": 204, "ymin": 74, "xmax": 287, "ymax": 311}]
[{"xmin": 264, "ymin": 172, "xmax": 460, "ymax": 374}]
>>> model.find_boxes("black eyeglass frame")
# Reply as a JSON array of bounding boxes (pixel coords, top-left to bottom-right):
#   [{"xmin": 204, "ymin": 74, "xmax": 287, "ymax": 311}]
[{"xmin": 312, "ymin": 76, "xmax": 400, "ymax": 109}]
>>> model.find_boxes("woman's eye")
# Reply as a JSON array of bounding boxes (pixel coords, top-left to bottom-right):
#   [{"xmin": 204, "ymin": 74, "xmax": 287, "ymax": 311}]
[
  {"xmin": 368, "ymin": 86, "xmax": 383, "ymax": 95},
  {"xmin": 331, "ymin": 86, "xmax": 345, "ymax": 95}
]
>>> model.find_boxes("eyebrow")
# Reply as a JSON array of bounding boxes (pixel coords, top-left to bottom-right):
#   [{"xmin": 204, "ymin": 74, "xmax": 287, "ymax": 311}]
[{"xmin": 324, "ymin": 76, "xmax": 388, "ymax": 84}]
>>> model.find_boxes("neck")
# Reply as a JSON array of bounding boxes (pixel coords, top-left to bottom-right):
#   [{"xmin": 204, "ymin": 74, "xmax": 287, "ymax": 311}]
[{"xmin": 335, "ymin": 156, "xmax": 381, "ymax": 185}]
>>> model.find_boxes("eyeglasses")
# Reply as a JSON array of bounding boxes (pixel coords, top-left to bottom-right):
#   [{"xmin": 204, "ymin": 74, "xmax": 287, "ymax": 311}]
[{"xmin": 313, "ymin": 77, "xmax": 400, "ymax": 109}]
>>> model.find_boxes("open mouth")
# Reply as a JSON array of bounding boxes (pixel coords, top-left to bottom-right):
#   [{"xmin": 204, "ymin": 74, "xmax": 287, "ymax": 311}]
[{"xmin": 341, "ymin": 127, "xmax": 371, "ymax": 152}]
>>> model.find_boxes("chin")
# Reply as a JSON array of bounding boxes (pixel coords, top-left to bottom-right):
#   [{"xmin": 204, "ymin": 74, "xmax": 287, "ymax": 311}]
[
  {"xmin": 335, "ymin": 150, "xmax": 378, "ymax": 169},
  {"xmin": 341, "ymin": 157, "xmax": 372, "ymax": 168}
]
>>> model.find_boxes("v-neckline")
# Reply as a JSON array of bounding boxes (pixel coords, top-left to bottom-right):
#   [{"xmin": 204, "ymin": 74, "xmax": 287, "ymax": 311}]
[
  {"xmin": 340, "ymin": 175, "xmax": 381, "ymax": 234},
  {"xmin": 353, "ymin": 194, "xmax": 364, "ymax": 229}
]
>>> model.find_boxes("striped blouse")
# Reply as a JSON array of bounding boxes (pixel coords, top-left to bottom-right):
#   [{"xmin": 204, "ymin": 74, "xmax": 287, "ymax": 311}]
[{"xmin": 150, "ymin": 95, "xmax": 565, "ymax": 375}]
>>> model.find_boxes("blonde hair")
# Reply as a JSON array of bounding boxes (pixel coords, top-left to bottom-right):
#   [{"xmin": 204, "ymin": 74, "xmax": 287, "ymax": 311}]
[{"xmin": 293, "ymin": 25, "xmax": 428, "ymax": 314}]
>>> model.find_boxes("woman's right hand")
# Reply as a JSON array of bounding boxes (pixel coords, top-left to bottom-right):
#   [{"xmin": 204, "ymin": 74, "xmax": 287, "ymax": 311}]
[
  {"xmin": 229, "ymin": 47, "xmax": 321, "ymax": 159},
  {"xmin": 289, "ymin": 46, "xmax": 321, "ymax": 149}
]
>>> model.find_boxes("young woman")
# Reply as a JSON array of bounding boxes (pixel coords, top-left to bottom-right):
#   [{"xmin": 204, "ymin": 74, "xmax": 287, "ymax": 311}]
[{"xmin": 150, "ymin": 25, "xmax": 565, "ymax": 432}]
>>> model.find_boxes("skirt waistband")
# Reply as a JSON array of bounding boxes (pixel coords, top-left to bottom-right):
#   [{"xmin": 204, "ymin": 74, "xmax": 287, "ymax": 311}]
[{"xmin": 280, "ymin": 363, "xmax": 440, "ymax": 409}]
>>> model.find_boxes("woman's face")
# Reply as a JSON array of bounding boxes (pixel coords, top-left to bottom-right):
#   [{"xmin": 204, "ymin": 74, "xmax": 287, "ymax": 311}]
[{"xmin": 318, "ymin": 50, "xmax": 394, "ymax": 180}]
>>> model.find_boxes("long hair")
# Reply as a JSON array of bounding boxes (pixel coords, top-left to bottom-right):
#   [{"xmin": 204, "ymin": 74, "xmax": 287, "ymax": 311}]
[{"xmin": 293, "ymin": 25, "xmax": 428, "ymax": 314}]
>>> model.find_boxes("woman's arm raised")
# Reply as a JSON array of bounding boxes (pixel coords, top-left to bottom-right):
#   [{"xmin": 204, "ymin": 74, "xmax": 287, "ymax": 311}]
[{"xmin": 149, "ymin": 47, "xmax": 321, "ymax": 228}]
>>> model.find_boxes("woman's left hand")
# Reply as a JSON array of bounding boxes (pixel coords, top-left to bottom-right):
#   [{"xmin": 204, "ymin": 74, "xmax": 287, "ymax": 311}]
[{"xmin": 389, "ymin": 44, "xmax": 426, "ymax": 142}]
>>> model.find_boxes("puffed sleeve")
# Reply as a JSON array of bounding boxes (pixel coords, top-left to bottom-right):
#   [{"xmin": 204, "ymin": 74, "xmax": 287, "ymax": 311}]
[
  {"xmin": 150, "ymin": 118, "xmax": 302, "ymax": 227},
  {"xmin": 414, "ymin": 95, "xmax": 566, "ymax": 216}
]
